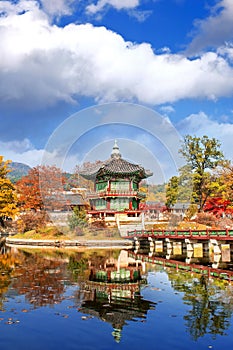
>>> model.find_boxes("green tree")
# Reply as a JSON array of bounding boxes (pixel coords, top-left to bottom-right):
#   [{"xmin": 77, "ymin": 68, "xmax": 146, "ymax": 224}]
[
  {"xmin": 68, "ymin": 207, "xmax": 87, "ymax": 233},
  {"xmin": 0, "ymin": 156, "xmax": 18, "ymax": 227},
  {"xmin": 165, "ymin": 176, "xmax": 179, "ymax": 207},
  {"xmin": 179, "ymin": 135, "xmax": 224, "ymax": 211},
  {"xmin": 166, "ymin": 165, "xmax": 193, "ymax": 208}
]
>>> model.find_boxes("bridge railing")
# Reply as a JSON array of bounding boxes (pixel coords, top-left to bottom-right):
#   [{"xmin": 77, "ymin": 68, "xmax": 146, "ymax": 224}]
[{"xmin": 126, "ymin": 229, "xmax": 233, "ymax": 239}]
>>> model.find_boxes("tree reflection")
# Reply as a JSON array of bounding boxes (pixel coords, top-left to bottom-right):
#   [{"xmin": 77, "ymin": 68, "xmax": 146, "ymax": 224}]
[
  {"xmin": 168, "ymin": 270, "xmax": 233, "ymax": 340},
  {"xmin": 11, "ymin": 251, "xmax": 68, "ymax": 308},
  {"xmin": 0, "ymin": 246, "xmax": 23, "ymax": 310},
  {"xmin": 0, "ymin": 253, "xmax": 12, "ymax": 310}
]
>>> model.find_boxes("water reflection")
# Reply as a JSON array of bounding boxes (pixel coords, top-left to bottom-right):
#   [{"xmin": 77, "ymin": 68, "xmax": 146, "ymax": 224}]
[
  {"xmin": 131, "ymin": 248, "xmax": 233, "ymax": 341},
  {"xmin": 1, "ymin": 243, "xmax": 233, "ymax": 345},
  {"xmin": 71, "ymin": 250, "xmax": 154, "ymax": 342}
]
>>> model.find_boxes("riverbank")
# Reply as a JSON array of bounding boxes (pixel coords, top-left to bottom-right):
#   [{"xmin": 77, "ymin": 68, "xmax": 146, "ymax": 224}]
[{"xmin": 5, "ymin": 237, "xmax": 133, "ymax": 249}]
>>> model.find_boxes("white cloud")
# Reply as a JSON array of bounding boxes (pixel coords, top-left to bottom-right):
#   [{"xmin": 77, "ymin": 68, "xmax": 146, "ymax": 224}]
[
  {"xmin": 159, "ymin": 105, "xmax": 175, "ymax": 114},
  {"xmin": 218, "ymin": 42, "xmax": 233, "ymax": 62},
  {"xmin": 0, "ymin": 138, "xmax": 78, "ymax": 170},
  {"xmin": 1, "ymin": 1, "xmax": 233, "ymax": 109},
  {"xmin": 187, "ymin": 0, "xmax": 233, "ymax": 55},
  {"xmin": 0, "ymin": 138, "xmax": 33, "ymax": 154},
  {"xmin": 86, "ymin": 0, "xmax": 139, "ymax": 14},
  {"xmin": 177, "ymin": 112, "xmax": 233, "ymax": 162},
  {"xmin": 40, "ymin": 0, "xmax": 75, "ymax": 18},
  {"xmin": 0, "ymin": 139, "xmax": 44, "ymax": 167}
]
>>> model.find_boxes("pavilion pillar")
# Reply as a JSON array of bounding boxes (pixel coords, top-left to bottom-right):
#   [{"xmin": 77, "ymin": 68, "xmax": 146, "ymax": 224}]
[
  {"xmin": 129, "ymin": 180, "xmax": 132, "ymax": 191},
  {"xmin": 129, "ymin": 199, "xmax": 133, "ymax": 210}
]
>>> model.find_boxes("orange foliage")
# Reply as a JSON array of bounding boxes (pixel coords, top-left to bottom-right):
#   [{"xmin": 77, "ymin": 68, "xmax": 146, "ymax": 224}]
[{"xmin": 16, "ymin": 165, "xmax": 65, "ymax": 211}]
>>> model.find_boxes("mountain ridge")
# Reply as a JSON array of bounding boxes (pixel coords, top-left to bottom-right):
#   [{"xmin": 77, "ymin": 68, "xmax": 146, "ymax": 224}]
[{"xmin": 8, "ymin": 162, "xmax": 31, "ymax": 182}]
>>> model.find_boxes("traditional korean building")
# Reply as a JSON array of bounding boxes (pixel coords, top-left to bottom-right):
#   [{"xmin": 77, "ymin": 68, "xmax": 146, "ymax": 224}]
[{"xmin": 81, "ymin": 140, "xmax": 152, "ymax": 221}]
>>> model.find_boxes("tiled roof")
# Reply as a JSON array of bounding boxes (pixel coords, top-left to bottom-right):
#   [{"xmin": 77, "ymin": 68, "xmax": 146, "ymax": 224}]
[
  {"xmin": 79, "ymin": 141, "xmax": 153, "ymax": 180},
  {"xmin": 97, "ymin": 158, "xmax": 150, "ymax": 179}
]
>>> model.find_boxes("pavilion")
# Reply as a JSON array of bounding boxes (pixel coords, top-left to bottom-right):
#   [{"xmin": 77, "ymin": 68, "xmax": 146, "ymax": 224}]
[{"xmin": 80, "ymin": 140, "xmax": 152, "ymax": 224}]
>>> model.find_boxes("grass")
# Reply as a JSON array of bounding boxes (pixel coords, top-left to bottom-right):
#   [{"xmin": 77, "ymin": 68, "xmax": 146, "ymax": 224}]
[
  {"xmin": 12, "ymin": 220, "xmax": 211, "ymax": 241},
  {"xmin": 12, "ymin": 225, "xmax": 123, "ymax": 241},
  {"xmin": 145, "ymin": 221, "xmax": 209, "ymax": 231}
]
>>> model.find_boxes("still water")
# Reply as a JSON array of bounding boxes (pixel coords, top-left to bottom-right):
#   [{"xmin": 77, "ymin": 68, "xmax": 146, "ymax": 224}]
[{"xmin": 1, "ymin": 243, "xmax": 233, "ymax": 350}]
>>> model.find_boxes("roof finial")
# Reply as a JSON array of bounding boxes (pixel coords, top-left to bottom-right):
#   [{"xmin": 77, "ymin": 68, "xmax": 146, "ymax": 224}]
[{"xmin": 111, "ymin": 139, "xmax": 121, "ymax": 159}]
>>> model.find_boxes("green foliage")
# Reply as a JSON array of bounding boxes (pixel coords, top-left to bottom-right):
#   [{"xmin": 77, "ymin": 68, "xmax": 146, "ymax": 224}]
[
  {"xmin": 68, "ymin": 256, "xmax": 88, "ymax": 280},
  {"xmin": 180, "ymin": 135, "xmax": 224, "ymax": 172},
  {"xmin": 165, "ymin": 165, "xmax": 193, "ymax": 208},
  {"xmin": 140, "ymin": 182, "xmax": 166, "ymax": 202},
  {"xmin": 165, "ymin": 176, "xmax": 179, "ymax": 207},
  {"xmin": 167, "ymin": 271, "xmax": 233, "ymax": 340},
  {"xmin": 68, "ymin": 206, "xmax": 88, "ymax": 231},
  {"xmin": 179, "ymin": 135, "xmax": 224, "ymax": 211}
]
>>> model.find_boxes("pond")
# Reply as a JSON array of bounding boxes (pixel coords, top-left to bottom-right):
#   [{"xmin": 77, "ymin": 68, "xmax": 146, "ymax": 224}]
[{"xmin": 1, "ymin": 243, "xmax": 233, "ymax": 350}]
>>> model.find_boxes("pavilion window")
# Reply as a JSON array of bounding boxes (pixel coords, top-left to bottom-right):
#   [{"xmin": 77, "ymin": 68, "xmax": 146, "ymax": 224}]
[
  {"xmin": 110, "ymin": 181, "xmax": 130, "ymax": 191},
  {"xmin": 96, "ymin": 181, "xmax": 107, "ymax": 192},
  {"xmin": 95, "ymin": 198, "xmax": 106, "ymax": 210}
]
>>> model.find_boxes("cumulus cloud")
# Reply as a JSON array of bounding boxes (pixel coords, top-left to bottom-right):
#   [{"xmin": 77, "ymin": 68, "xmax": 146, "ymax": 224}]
[
  {"xmin": 187, "ymin": 0, "xmax": 233, "ymax": 55},
  {"xmin": 40, "ymin": 0, "xmax": 75, "ymax": 18},
  {"xmin": 159, "ymin": 105, "xmax": 175, "ymax": 114},
  {"xmin": 0, "ymin": 138, "xmax": 34, "ymax": 154},
  {"xmin": 1, "ymin": 1, "xmax": 233, "ymax": 109},
  {"xmin": 218, "ymin": 43, "xmax": 233, "ymax": 62},
  {"xmin": 86, "ymin": 0, "xmax": 139, "ymax": 14},
  {"xmin": 177, "ymin": 112, "xmax": 233, "ymax": 161},
  {"xmin": 0, "ymin": 139, "xmax": 44, "ymax": 166}
]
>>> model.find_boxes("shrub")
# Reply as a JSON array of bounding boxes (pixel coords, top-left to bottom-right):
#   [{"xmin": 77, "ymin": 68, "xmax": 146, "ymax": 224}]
[
  {"xmin": 68, "ymin": 207, "xmax": 88, "ymax": 231},
  {"xmin": 17, "ymin": 211, "xmax": 50, "ymax": 233},
  {"xmin": 195, "ymin": 212, "xmax": 217, "ymax": 228}
]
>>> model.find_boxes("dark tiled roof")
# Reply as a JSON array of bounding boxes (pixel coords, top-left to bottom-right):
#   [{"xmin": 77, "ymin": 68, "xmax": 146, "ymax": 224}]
[
  {"xmin": 80, "ymin": 158, "xmax": 152, "ymax": 180},
  {"xmin": 79, "ymin": 141, "xmax": 153, "ymax": 180},
  {"xmin": 98, "ymin": 158, "xmax": 144, "ymax": 175}
]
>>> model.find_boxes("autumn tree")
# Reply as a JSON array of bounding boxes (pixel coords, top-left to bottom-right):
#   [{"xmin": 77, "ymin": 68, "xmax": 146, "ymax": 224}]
[
  {"xmin": 0, "ymin": 156, "xmax": 18, "ymax": 227},
  {"xmin": 179, "ymin": 135, "xmax": 224, "ymax": 211},
  {"xmin": 217, "ymin": 161, "xmax": 233, "ymax": 205},
  {"xmin": 16, "ymin": 165, "xmax": 65, "ymax": 212}
]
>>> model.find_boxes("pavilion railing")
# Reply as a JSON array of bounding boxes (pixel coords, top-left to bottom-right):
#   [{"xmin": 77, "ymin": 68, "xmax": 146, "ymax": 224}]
[
  {"xmin": 125, "ymin": 228, "xmax": 233, "ymax": 239},
  {"xmin": 87, "ymin": 190, "xmax": 146, "ymax": 198}
]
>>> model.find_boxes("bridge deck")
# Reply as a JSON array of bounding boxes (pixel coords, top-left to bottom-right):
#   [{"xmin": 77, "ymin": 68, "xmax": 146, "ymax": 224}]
[{"xmin": 125, "ymin": 229, "xmax": 233, "ymax": 240}]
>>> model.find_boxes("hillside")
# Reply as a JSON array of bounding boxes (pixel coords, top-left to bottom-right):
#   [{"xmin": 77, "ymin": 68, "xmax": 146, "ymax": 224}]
[{"xmin": 8, "ymin": 162, "xmax": 31, "ymax": 182}]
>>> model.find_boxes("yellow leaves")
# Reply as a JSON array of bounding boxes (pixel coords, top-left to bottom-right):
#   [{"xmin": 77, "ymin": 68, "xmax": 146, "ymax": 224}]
[{"xmin": 0, "ymin": 156, "xmax": 18, "ymax": 221}]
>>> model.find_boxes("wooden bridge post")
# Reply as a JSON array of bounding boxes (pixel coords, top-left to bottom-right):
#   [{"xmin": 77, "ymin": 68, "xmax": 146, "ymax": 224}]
[
  {"xmin": 209, "ymin": 239, "xmax": 221, "ymax": 254},
  {"xmin": 185, "ymin": 239, "xmax": 194, "ymax": 263},
  {"xmin": 134, "ymin": 237, "xmax": 140, "ymax": 252},
  {"xmin": 165, "ymin": 238, "xmax": 172, "ymax": 259},
  {"xmin": 209, "ymin": 239, "xmax": 221, "ymax": 268},
  {"xmin": 148, "ymin": 237, "xmax": 154, "ymax": 257}
]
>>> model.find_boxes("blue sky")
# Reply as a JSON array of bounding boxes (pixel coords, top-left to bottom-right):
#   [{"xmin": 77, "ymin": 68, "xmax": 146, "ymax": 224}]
[{"xmin": 0, "ymin": 0, "xmax": 233, "ymax": 183}]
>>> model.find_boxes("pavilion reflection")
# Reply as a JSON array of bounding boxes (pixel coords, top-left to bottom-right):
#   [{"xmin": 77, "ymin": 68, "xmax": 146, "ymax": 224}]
[{"xmin": 72, "ymin": 250, "xmax": 155, "ymax": 342}]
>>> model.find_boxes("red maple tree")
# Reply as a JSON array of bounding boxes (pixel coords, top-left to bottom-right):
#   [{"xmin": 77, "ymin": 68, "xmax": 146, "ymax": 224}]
[{"xmin": 16, "ymin": 165, "xmax": 65, "ymax": 211}]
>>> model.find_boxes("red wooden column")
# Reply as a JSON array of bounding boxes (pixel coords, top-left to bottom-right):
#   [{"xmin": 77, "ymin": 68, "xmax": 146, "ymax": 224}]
[{"xmin": 129, "ymin": 200, "xmax": 133, "ymax": 210}]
